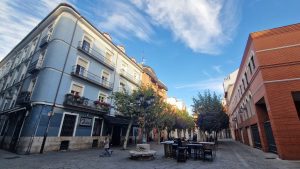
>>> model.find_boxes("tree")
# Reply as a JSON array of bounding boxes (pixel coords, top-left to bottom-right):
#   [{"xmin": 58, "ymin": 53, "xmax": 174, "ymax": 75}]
[
  {"xmin": 111, "ymin": 91, "xmax": 137, "ymax": 149},
  {"xmin": 155, "ymin": 102, "xmax": 175, "ymax": 143},
  {"xmin": 111, "ymin": 87, "xmax": 157, "ymax": 148},
  {"xmin": 192, "ymin": 90, "xmax": 229, "ymax": 140}
]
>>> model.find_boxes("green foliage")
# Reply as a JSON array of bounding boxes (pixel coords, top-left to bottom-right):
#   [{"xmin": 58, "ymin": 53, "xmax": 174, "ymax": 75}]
[
  {"xmin": 192, "ymin": 90, "xmax": 229, "ymax": 133},
  {"xmin": 192, "ymin": 90, "xmax": 223, "ymax": 114}
]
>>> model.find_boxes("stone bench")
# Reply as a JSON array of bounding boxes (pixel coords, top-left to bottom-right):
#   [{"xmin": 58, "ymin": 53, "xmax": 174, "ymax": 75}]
[{"xmin": 129, "ymin": 144, "xmax": 156, "ymax": 160}]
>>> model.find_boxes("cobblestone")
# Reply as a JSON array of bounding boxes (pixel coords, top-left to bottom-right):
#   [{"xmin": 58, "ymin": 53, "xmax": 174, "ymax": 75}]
[{"xmin": 0, "ymin": 139, "xmax": 299, "ymax": 169}]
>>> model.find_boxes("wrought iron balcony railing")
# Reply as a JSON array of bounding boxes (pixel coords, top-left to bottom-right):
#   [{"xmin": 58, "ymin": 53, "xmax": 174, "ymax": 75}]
[
  {"xmin": 28, "ymin": 58, "xmax": 43, "ymax": 74},
  {"xmin": 71, "ymin": 65, "xmax": 113, "ymax": 90},
  {"xmin": 77, "ymin": 41, "xmax": 115, "ymax": 70},
  {"xmin": 119, "ymin": 69, "xmax": 141, "ymax": 86},
  {"xmin": 63, "ymin": 94, "xmax": 110, "ymax": 113},
  {"xmin": 16, "ymin": 91, "xmax": 31, "ymax": 105}
]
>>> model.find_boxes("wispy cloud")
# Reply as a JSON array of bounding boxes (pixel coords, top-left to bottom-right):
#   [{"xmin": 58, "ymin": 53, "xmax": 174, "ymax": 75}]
[
  {"xmin": 132, "ymin": 0, "xmax": 241, "ymax": 54},
  {"xmin": 97, "ymin": 1, "xmax": 154, "ymax": 42},
  {"xmin": 175, "ymin": 77, "xmax": 225, "ymax": 93},
  {"xmin": 0, "ymin": 0, "xmax": 69, "ymax": 60},
  {"xmin": 212, "ymin": 65, "xmax": 222, "ymax": 73}
]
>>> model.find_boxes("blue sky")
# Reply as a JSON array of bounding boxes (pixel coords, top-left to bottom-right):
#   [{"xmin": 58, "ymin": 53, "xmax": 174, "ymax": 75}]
[{"xmin": 1, "ymin": 0, "xmax": 300, "ymax": 113}]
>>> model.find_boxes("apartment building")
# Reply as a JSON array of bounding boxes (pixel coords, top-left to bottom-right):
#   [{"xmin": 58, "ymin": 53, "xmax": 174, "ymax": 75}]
[
  {"xmin": 0, "ymin": 3, "xmax": 143, "ymax": 154},
  {"xmin": 141, "ymin": 65, "xmax": 168, "ymax": 99},
  {"xmin": 227, "ymin": 23, "xmax": 300, "ymax": 160}
]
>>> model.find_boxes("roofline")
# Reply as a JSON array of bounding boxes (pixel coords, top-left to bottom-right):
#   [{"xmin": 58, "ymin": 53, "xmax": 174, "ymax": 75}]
[{"xmin": 1, "ymin": 3, "xmax": 143, "ymax": 71}]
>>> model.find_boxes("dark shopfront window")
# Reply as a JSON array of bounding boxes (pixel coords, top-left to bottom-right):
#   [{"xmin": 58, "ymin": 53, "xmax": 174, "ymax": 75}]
[
  {"xmin": 292, "ymin": 91, "xmax": 300, "ymax": 120},
  {"xmin": 60, "ymin": 114, "xmax": 77, "ymax": 136},
  {"xmin": 92, "ymin": 118, "xmax": 102, "ymax": 136}
]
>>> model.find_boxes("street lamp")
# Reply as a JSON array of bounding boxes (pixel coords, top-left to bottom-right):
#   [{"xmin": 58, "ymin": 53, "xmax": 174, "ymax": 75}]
[{"xmin": 135, "ymin": 94, "xmax": 155, "ymax": 143}]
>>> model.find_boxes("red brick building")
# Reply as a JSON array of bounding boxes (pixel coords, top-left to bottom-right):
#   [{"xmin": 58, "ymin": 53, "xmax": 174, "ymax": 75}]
[{"xmin": 227, "ymin": 23, "xmax": 300, "ymax": 160}]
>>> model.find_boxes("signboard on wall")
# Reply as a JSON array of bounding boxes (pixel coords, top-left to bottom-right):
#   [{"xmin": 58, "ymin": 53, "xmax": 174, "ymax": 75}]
[{"xmin": 79, "ymin": 117, "xmax": 92, "ymax": 126}]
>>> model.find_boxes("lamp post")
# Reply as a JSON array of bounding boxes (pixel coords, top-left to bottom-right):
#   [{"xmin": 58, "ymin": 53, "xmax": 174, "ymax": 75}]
[{"xmin": 136, "ymin": 94, "xmax": 155, "ymax": 144}]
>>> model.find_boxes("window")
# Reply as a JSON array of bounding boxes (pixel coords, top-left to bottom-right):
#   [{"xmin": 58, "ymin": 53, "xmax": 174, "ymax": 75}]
[
  {"xmin": 75, "ymin": 57, "xmax": 89, "ymax": 76},
  {"xmin": 120, "ymin": 82, "xmax": 126, "ymax": 92},
  {"xmin": 134, "ymin": 71, "xmax": 139, "ymax": 80},
  {"xmin": 242, "ymin": 79, "xmax": 246, "ymax": 90},
  {"xmin": 248, "ymin": 63, "xmax": 252, "ymax": 74},
  {"xmin": 292, "ymin": 91, "xmax": 300, "ymax": 120},
  {"xmin": 121, "ymin": 61, "xmax": 128, "ymax": 72},
  {"xmin": 92, "ymin": 118, "xmax": 102, "ymax": 136},
  {"xmin": 60, "ymin": 113, "xmax": 78, "ymax": 136},
  {"xmin": 70, "ymin": 82, "xmax": 84, "ymax": 96},
  {"xmin": 37, "ymin": 50, "xmax": 46, "ymax": 68},
  {"xmin": 98, "ymin": 93, "xmax": 107, "ymax": 102},
  {"xmin": 28, "ymin": 78, "xmax": 37, "ymax": 92},
  {"xmin": 251, "ymin": 56, "xmax": 256, "ymax": 69},
  {"xmin": 244, "ymin": 72, "xmax": 248, "ymax": 84},
  {"xmin": 105, "ymin": 51, "xmax": 112, "ymax": 61},
  {"xmin": 29, "ymin": 38, "xmax": 38, "ymax": 56},
  {"xmin": 101, "ymin": 71, "xmax": 110, "ymax": 83}
]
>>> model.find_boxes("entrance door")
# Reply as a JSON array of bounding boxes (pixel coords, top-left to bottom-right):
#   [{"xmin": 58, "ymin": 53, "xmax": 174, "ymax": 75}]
[
  {"xmin": 264, "ymin": 121, "xmax": 277, "ymax": 153},
  {"xmin": 112, "ymin": 126, "xmax": 121, "ymax": 146},
  {"xmin": 251, "ymin": 124, "xmax": 262, "ymax": 149},
  {"xmin": 9, "ymin": 112, "xmax": 26, "ymax": 152}
]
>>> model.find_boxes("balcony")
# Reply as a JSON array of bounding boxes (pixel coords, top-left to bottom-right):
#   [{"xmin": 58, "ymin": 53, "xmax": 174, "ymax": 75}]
[
  {"xmin": 63, "ymin": 94, "xmax": 110, "ymax": 113},
  {"xmin": 39, "ymin": 35, "xmax": 50, "ymax": 48},
  {"xmin": 16, "ymin": 91, "xmax": 31, "ymax": 105},
  {"xmin": 28, "ymin": 59, "xmax": 43, "ymax": 74},
  {"xmin": 71, "ymin": 65, "xmax": 113, "ymax": 90},
  {"xmin": 77, "ymin": 41, "xmax": 115, "ymax": 70},
  {"xmin": 119, "ymin": 70, "xmax": 141, "ymax": 86}
]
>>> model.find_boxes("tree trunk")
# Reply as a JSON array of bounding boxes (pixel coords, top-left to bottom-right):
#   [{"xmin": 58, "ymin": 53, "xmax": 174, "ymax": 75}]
[{"xmin": 123, "ymin": 118, "xmax": 133, "ymax": 150}]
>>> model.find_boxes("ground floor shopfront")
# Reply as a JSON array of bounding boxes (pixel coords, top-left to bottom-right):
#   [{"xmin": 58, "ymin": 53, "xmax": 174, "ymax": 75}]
[
  {"xmin": 230, "ymin": 81, "xmax": 300, "ymax": 160},
  {"xmin": 0, "ymin": 104, "xmax": 138, "ymax": 154}
]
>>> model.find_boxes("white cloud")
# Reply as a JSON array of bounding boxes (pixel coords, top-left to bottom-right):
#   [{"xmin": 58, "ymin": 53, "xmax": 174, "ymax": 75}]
[
  {"xmin": 132, "ymin": 0, "xmax": 240, "ymax": 54},
  {"xmin": 98, "ymin": 1, "xmax": 154, "ymax": 42},
  {"xmin": 0, "ymin": 0, "xmax": 69, "ymax": 60},
  {"xmin": 175, "ymin": 77, "xmax": 224, "ymax": 93}
]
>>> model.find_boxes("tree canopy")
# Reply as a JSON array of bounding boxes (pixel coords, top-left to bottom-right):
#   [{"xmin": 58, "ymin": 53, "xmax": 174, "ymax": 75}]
[{"xmin": 192, "ymin": 90, "xmax": 229, "ymax": 133}]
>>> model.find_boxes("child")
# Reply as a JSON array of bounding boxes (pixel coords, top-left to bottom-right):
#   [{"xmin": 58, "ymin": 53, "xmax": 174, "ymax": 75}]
[{"xmin": 103, "ymin": 137, "xmax": 112, "ymax": 156}]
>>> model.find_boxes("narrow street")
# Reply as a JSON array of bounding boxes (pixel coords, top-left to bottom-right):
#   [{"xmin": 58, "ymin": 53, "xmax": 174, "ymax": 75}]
[{"xmin": 0, "ymin": 139, "xmax": 299, "ymax": 169}]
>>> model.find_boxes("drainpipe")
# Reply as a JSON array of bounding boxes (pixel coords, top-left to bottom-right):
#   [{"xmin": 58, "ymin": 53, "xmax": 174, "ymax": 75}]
[{"xmin": 40, "ymin": 17, "xmax": 80, "ymax": 154}]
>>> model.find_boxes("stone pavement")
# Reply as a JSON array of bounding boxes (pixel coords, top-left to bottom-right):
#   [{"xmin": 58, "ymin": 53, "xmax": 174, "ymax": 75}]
[{"xmin": 0, "ymin": 139, "xmax": 299, "ymax": 169}]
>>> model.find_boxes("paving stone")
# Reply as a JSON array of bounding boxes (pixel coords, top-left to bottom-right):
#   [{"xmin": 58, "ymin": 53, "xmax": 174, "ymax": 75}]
[{"xmin": 0, "ymin": 139, "xmax": 299, "ymax": 169}]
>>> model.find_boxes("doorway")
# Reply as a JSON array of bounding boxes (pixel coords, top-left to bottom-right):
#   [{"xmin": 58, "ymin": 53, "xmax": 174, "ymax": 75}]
[{"xmin": 111, "ymin": 126, "xmax": 121, "ymax": 146}]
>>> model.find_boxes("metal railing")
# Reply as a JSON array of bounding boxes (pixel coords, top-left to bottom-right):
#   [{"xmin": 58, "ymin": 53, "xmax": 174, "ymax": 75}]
[
  {"xmin": 16, "ymin": 91, "xmax": 31, "ymax": 105},
  {"xmin": 71, "ymin": 65, "xmax": 113, "ymax": 90},
  {"xmin": 119, "ymin": 69, "xmax": 141, "ymax": 86},
  {"xmin": 64, "ymin": 94, "xmax": 110, "ymax": 113},
  {"xmin": 77, "ymin": 41, "xmax": 115, "ymax": 69}
]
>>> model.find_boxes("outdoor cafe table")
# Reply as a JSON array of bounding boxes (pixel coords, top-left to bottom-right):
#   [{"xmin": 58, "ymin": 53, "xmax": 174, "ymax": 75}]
[
  {"xmin": 186, "ymin": 143, "xmax": 203, "ymax": 160},
  {"xmin": 161, "ymin": 141, "xmax": 174, "ymax": 158}
]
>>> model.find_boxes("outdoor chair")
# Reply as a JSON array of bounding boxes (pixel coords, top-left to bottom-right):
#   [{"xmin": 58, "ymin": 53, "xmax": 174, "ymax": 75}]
[
  {"xmin": 203, "ymin": 144, "xmax": 216, "ymax": 161},
  {"xmin": 172, "ymin": 144, "xmax": 178, "ymax": 159},
  {"xmin": 177, "ymin": 147, "xmax": 187, "ymax": 162}
]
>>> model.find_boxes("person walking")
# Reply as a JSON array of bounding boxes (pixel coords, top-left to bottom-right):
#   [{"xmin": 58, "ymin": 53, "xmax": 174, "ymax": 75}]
[{"xmin": 100, "ymin": 137, "xmax": 112, "ymax": 157}]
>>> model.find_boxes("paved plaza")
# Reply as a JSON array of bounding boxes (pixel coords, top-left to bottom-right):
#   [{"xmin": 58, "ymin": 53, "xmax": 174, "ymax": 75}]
[{"xmin": 0, "ymin": 139, "xmax": 299, "ymax": 169}]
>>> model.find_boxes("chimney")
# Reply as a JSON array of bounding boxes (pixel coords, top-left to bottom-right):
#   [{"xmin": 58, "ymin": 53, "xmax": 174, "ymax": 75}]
[
  {"xmin": 117, "ymin": 45, "xmax": 125, "ymax": 53},
  {"xmin": 103, "ymin": 32, "xmax": 112, "ymax": 41}
]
